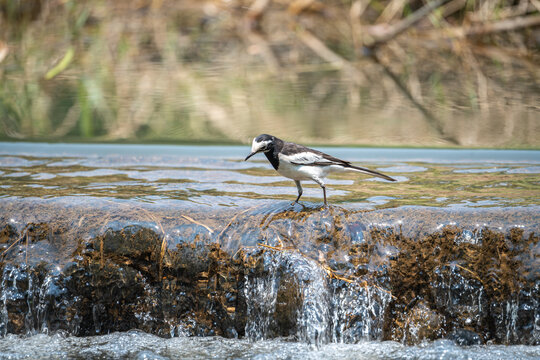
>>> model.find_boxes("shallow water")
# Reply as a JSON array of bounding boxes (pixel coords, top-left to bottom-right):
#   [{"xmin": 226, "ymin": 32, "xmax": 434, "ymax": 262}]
[
  {"xmin": 0, "ymin": 143, "xmax": 539, "ymax": 357},
  {"xmin": 0, "ymin": 332, "xmax": 539, "ymax": 360},
  {"xmin": 0, "ymin": 142, "xmax": 538, "ymax": 209}
]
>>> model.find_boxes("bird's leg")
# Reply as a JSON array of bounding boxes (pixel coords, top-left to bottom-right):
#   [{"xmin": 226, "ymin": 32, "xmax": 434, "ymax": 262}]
[
  {"xmin": 294, "ymin": 180, "xmax": 303, "ymax": 203},
  {"xmin": 313, "ymin": 177, "xmax": 327, "ymax": 206}
]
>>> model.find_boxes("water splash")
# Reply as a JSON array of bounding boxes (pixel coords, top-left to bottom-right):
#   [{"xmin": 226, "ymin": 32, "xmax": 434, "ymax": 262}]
[
  {"xmin": 0, "ymin": 265, "xmax": 30, "ymax": 336},
  {"xmin": 242, "ymin": 249, "xmax": 394, "ymax": 345},
  {"xmin": 330, "ymin": 282, "xmax": 392, "ymax": 343},
  {"xmin": 243, "ymin": 250, "xmax": 333, "ymax": 344},
  {"xmin": 291, "ymin": 254, "xmax": 330, "ymax": 345},
  {"xmin": 243, "ymin": 252, "xmax": 280, "ymax": 341},
  {"xmin": 534, "ymin": 282, "xmax": 540, "ymax": 344}
]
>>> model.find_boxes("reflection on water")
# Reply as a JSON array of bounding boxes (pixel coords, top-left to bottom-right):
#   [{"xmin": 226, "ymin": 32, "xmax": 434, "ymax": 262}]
[
  {"xmin": 0, "ymin": 143, "xmax": 538, "ymax": 209},
  {"xmin": 1, "ymin": 1, "xmax": 539, "ymax": 149}
]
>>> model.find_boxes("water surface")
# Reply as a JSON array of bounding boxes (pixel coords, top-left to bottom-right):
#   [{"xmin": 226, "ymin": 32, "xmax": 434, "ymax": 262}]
[
  {"xmin": 0, "ymin": 143, "xmax": 538, "ymax": 358},
  {"xmin": 0, "ymin": 332, "xmax": 539, "ymax": 360},
  {"xmin": 1, "ymin": 142, "xmax": 538, "ymax": 209}
]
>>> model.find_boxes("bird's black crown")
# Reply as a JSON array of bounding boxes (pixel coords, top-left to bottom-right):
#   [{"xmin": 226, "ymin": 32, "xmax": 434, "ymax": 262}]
[{"xmin": 255, "ymin": 134, "xmax": 274, "ymax": 143}]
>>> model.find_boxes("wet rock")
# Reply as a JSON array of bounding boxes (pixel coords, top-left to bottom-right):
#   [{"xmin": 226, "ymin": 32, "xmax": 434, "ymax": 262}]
[
  {"xmin": 330, "ymin": 280, "xmax": 391, "ymax": 342},
  {"xmin": 397, "ymin": 301, "xmax": 445, "ymax": 344},
  {"xmin": 275, "ymin": 270, "xmax": 301, "ymax": 336},
  {"xmin": 0, "ymin": 202, "xmax": 538, "ymax": 345},
  {"xmin": 0, "ymin": 224, "xmax": 18, "ymax": 245},
  {"xmin": 447, "ymin": 329, "xmax": 483, "ymax": 346}
]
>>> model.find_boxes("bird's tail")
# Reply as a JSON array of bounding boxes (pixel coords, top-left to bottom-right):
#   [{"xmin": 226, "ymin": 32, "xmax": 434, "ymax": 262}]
[{"xmin": 345, "ymin": 164, "xmax": 397, "ymax": 182}]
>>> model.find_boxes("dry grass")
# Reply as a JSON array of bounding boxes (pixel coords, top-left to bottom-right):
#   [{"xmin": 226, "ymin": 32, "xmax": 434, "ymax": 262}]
[{"xmin": 0, "ymin": 0, "xmax": 538, "ymax": 147}]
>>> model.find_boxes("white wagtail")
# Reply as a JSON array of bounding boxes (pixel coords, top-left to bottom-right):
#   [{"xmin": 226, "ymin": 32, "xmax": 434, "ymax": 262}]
[{"xmin": 245, "ymin": 134, "xmax": 396, "ymax": 205}]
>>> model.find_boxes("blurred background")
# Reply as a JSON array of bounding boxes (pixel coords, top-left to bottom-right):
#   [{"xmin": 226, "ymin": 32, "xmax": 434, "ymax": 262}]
[{"xmin": 0, "ymin": 0, "xmax": 538, "ymax": 148}]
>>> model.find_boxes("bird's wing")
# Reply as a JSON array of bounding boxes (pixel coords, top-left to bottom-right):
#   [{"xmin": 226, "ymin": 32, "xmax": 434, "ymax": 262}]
[
  {"xmin": 280, "ymin": 142, "xmax": 396, "ymax": 181},
  {"xmin": 280, "ymin": 142, "xmax": 349, "ymax": 167}
]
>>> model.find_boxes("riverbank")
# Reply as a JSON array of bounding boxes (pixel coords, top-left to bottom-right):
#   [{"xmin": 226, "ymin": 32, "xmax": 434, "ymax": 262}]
[{"xmin": 1, "ymin": 1, "xmax": 539, "ymax": 146}]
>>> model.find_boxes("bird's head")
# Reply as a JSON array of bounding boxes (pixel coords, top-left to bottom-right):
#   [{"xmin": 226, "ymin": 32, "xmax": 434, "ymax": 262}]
[{"xmin": 245, "ymin": 134, "xmax": 275, "ymax": 161}]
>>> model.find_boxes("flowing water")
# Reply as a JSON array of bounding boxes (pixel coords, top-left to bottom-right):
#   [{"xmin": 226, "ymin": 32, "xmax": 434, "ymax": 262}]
[
  {"xmin": 0, "ymin": 332, "xmax": 539, "ymax": 360},
  {"xmin": 0, "ymin": 142, "xmax": 539, "ymax": 359}
]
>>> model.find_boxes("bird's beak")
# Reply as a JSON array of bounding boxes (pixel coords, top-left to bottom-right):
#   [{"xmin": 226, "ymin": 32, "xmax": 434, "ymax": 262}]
[{"xmin": 245, "ymin": 151, "xmax": 257, "ymax": 161}]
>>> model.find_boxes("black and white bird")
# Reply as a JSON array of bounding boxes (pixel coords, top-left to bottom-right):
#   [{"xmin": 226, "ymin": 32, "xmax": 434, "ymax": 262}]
[{"xmin": 244, "ymin": 134, "xmax": 396, "ymax": 206}]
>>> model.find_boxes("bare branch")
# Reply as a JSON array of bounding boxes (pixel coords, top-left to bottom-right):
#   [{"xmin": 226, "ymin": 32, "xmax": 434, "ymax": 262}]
[
  {"xmin": 366, "ymin": 0, "xmax": 451, "ymax": 46},
  {"xmin": 436, "ymin": 14, "xmax": 540, "ymax": 38},
  {"xmin": 296, "ymin": 25, "xmax": 459, "ymax": 145},
  {"xmin": 295, "ymin": 27, "xmax": 367, "ymax": 83},
  {"xmin": 372, "ymin": 54, "xmax": 459, "ymax": 145},
  {"xmin": 246, "ymin": 0, "xmax": 272, "ymax": 23}
]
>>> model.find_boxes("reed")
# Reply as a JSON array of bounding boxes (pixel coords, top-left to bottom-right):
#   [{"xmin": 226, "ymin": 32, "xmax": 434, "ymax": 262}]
[{"xmin": 0, "ymin": 0, "xmax": 538, "ymax": 147}]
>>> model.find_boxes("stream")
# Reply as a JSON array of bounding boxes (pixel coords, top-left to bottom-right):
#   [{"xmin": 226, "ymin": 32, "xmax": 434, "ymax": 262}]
[{"xmin": 0, "ymin": 142, "xmax": 538, "ymax": 359}]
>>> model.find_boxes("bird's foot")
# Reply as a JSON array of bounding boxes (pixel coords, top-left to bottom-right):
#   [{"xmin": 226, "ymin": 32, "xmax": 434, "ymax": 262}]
[{"xmin": 291, "ymin": 201, "xmax": 305, "ymax": 210}]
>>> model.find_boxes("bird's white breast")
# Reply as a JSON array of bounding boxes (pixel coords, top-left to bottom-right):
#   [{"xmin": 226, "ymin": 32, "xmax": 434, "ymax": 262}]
[{"xmin": 277, "ymin": 153, "xmax": 332, "ymax": 181}]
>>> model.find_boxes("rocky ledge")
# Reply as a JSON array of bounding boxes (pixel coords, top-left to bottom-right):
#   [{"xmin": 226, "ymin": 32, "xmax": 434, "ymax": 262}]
[{"xmin": 0, "ymin": 199, "xmax": 538, "ymax": 345}]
